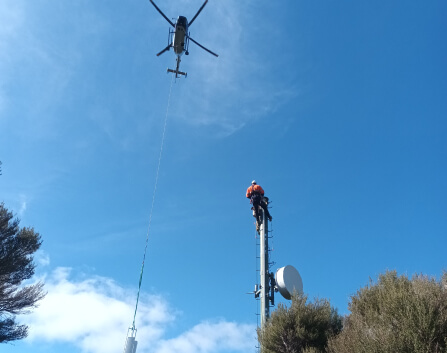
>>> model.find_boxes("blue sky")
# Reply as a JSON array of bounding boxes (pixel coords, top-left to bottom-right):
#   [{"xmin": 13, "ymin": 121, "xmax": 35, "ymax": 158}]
[{"xmin": 1, "ymin": 0, "xmax": 446, "ymax": 352}]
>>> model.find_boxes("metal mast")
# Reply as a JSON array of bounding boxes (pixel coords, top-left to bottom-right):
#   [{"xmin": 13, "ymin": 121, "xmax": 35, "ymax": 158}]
[
  {"xmin": 259, "ymin": 213, "xmax": 270, "ymax": 327},
  {"xmin": 253, "ymin": 198, "xmax": 303, "ymax": 342}
]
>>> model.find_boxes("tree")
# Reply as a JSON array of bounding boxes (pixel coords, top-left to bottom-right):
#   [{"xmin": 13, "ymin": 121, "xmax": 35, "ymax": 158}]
[
  {"xmin": 0, "ymin": 203, "xmax": 45, "ymax": 343},
  {"xmin": 258, "ymin": 294, "xmax": 343, "ymax": 353},
  {"xmin": 328, "ymin": 271, "xmax": 447, "ymax": 353}
]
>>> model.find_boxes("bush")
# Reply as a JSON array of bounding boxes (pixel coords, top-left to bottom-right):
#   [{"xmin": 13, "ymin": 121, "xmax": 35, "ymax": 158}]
[
  {"xmin": 328, "ymin": 271, "xmax": 447, "ymax": 353},
  {"xmin": 258, "ymin": 294, "xmax": 342, "ymax": 353}
]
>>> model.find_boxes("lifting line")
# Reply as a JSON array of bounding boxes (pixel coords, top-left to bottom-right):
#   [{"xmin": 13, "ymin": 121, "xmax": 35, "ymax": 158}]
[{"xmin": 129, "ymin": 75, "xmax": 175, "ymax": 336}]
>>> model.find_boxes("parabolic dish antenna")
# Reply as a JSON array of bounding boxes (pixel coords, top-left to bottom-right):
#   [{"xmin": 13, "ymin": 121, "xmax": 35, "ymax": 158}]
[{"xmin": 276, "ymin": 265, "xmax": 303, "ymax": 300}]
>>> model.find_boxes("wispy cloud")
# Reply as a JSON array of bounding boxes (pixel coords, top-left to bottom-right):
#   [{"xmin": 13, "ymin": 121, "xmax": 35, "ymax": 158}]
[
  {"xmin": 150, "ymin": 0, "xmax": 300, "ymax": 137},
  {"xmin": 0, "ymin": 1, "xmax": 24, "ymax": 117},
  {"xmin": 35, "ymin": 250, "xmax": 50, "ymax": 267},
  {"xmin": 0, "ymin": 0, "xmax": 299, "ymax": 143},
  {"xmin": 0, "ymin": 0, "xmax": 108, "ymax": 141},
  {"xmin": 0, "ymin": 1, "xmax": 72, "ymax": 139},
  {"xmin": 18, "ymin": 193, "xmax": 27, "ymax": 217},
  {"xmin": 23, "ymin": 267, "xmax": 256, "ymax": 353}
]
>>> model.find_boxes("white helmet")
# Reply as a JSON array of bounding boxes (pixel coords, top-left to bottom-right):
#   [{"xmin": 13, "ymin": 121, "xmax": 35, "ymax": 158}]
[{"xmin": 251, "ymin": 180, "xmax": 256, "ymax": 185}]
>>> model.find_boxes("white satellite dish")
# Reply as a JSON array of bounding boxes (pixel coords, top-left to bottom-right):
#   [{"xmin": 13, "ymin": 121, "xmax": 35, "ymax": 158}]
[{"xmin": 275, "ymin": 265, "xmax": 303, "ymax": 300}]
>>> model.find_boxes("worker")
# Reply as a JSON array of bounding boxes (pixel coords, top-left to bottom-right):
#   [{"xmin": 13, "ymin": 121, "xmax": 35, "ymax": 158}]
[{"xmin": 246, "ymin": 180, "xmax": 272, "ymax": 229}]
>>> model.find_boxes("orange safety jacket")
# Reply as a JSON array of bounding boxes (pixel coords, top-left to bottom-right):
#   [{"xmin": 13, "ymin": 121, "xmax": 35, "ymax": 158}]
[{"xmin": 246, "ymin": 184, "xmax": 265, "ymax": 198}]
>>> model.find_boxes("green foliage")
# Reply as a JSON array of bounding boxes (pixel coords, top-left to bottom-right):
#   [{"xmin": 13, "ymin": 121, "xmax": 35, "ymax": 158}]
[
  {"xmin": 328, "ymin": 271, "xmax": 447, "ymax": 353},
  {"xmin": 258, "ymin": 294, "xmax": 343, "ymax": 353},
  {"xmin": 0, "ymin": 203, "xmax": 45, "ymax": 343}
]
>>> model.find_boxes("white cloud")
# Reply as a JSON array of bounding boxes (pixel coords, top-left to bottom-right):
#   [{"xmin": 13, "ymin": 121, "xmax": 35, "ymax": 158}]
[
  {"xmin": 23, "ymin": 267, "xmax": 256, "ymax": 353},
  {"xmin": 25, "ymin": 267, "xmax": 173, "ymax": 353}
]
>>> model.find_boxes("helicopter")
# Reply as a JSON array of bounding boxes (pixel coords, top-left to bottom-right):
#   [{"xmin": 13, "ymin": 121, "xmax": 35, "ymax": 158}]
[{"xmin": 149, "ymin": 0, "xmax": 218, "ymax": 78}]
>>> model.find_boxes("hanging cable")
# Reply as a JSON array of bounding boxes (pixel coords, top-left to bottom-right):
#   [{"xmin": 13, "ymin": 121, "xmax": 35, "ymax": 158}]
[{"xmin": 131, "ymin": 74, "xmax": 175, "ymax": 332}]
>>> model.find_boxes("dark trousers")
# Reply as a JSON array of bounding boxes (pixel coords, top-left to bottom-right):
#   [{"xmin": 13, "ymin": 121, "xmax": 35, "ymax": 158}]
[{"xmin": 252, "ymin": 196, "xmax": 271, "ymax": 223}]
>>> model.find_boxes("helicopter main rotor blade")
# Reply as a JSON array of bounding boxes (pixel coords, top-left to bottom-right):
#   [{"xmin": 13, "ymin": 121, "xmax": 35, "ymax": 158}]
[
  {"xmin": 188, "ymin": 0, "xmax": 208, "ymax": 27},
  {"xmin": 149, "ymin": 0, "xmax": 175, "ymax": 27},
  {"xmin": 187, "ymin": 36, "xmax": 219, "ymax": 57},
  {"xmin": 156, "ymin": 44, "xmax": 171, "ymax": 56}
]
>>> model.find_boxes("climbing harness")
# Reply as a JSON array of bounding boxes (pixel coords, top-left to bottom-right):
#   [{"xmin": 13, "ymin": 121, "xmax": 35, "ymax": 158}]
[{"xmin": 123, "ymin": 75, "xmax": 175, "ymax": 353}]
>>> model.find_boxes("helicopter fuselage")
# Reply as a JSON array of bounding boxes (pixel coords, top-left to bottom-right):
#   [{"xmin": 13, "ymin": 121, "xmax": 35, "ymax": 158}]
[{"xmin": 172, "ymin": 16, "xmax": 188, "ymax": 56}]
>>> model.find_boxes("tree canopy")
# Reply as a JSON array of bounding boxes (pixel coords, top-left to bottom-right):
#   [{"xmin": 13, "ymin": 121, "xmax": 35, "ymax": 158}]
[
  {"xmin": 258, "ymin": 294, "xmax": 342, "ymax": 353},
  {"xmin": 328, "ymin": 271, "xmax": 447, "ymax": 353},
  {"xmin": 0, "ymin": 203, "xmax": 45, "ymax": 343}
]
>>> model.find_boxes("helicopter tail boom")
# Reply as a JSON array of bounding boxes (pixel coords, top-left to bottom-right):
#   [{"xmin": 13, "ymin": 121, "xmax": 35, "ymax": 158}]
[
  {"xmin": 167, "ymin": 68, "xmax": 187, "ymax": 77},
  {"xmin": 167, "ymin": 56, "xmax": 187, "ymax": 78}
]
